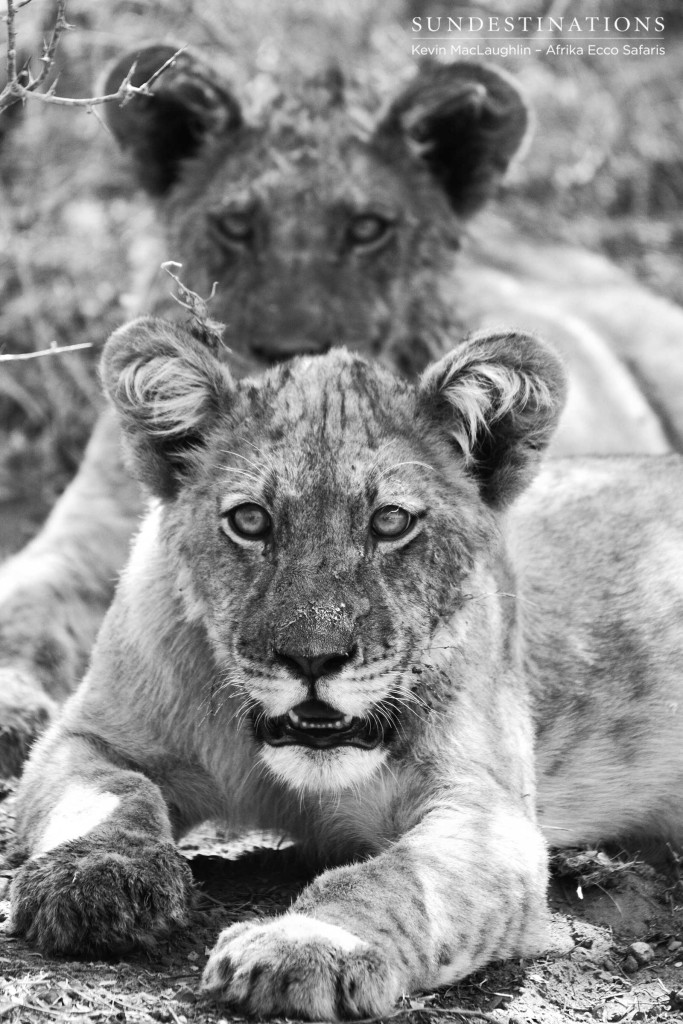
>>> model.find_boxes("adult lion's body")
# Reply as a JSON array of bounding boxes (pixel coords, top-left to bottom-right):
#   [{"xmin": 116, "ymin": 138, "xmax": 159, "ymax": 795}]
[{"xmin": 10, "ymin": 320, "xmax": 683, "ymax": 1019}]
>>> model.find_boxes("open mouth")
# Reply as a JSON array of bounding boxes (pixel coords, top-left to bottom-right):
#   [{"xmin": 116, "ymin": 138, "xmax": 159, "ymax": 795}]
[{"xmin": 252, "ymin": 698, "xmax": 390, "ymax": 750}]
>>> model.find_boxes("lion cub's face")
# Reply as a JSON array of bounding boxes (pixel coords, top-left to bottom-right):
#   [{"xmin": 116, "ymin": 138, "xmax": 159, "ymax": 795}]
[
  {"xmin": 103, "ymin": 320, "xmax": 566, "ymax": 793},
  {"xmin": 173, "ymin": 355, "xmax": 489, "ymax": 792}
]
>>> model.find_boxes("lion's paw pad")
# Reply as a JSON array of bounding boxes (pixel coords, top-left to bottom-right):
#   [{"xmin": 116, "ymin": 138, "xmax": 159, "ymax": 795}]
[{"xmin": 201, "ymin": 913, "xmax": 399, "ymax": 1020}]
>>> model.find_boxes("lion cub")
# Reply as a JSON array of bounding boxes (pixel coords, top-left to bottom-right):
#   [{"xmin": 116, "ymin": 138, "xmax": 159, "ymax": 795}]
[{"xmin": 10, "ymin": 318, "xmax": 683, "ymax": 1020}]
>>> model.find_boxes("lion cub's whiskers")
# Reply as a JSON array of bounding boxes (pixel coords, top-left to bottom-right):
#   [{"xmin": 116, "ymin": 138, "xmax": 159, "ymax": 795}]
[
  {"xmin": 219, "ymin": 465, "xmax": 262, "ymax": 477},
  {"xmin": 217, "ymin": 449, "xmax": 266, "ymax": 474},
  {"xmin": 374, "ymin": 460, "xmax": 437, "ymax": 481},
  {"xmin": 461, "ymin": 590, "xmax": 518, "ymax": 603}
]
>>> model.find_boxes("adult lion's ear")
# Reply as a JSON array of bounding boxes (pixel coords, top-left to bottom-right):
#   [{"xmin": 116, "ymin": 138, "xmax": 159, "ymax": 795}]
[
  {"xmin": 376, "ymin": 62, "xmax": 529, "ymax": 216},
  {"xmin": 101, "ymin": 317, "xmax": 232, "ymax": 498},
  {"xmin": 420, "ymin": 330, "xmax": 566, "ymax": 508},
  {"xmin": 102, "ymin": 45, "xmax": 242, "ymax": 195}
]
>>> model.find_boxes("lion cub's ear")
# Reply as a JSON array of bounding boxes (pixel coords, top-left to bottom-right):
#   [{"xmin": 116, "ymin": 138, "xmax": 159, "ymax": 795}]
[
  {"xmin": 420, "ymin": 330, "xmax": 567, "ymax": 508},
  {"xmin": 101, "ymin": 317, "xmax": 232, "ymax": 498}
]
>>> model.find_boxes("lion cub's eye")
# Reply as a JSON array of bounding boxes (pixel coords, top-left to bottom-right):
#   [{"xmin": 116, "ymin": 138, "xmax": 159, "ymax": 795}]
[
  {"xmin": 347, "ymin": 213, "xmax": 393, "ymax": 249},
  {"xmin": 371, "ymin": 506, "xmax": 414, "ymax": 540},
  {"xmin": 224, "ymin": 503, "xmax": 272, "ymax": 541}
]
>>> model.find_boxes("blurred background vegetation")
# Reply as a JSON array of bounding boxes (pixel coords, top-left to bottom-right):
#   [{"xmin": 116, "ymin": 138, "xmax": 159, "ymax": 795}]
[{"xmin": 1, "ymin": 0, "xmax": 682, "ymax": 543}]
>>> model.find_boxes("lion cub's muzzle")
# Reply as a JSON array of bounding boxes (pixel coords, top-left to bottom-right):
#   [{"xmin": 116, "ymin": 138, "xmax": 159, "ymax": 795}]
[{"xmin": 253, "ymin": 698, "xmax": 389, "ymax": 751}]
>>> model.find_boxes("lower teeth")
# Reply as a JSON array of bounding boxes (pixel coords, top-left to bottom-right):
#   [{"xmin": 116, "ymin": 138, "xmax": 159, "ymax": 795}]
[{"xmin": 288, "ymin": 713, "xmax": 353, "ymax": 730}]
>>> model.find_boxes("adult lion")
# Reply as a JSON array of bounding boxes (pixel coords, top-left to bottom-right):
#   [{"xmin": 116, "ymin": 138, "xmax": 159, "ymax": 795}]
[{"xmin": 9, "ymin": 318, "xmax": 683, "ymax": 1020}]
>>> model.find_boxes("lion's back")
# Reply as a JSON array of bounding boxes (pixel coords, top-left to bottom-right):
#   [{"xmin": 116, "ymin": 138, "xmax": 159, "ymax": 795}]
[{"xmin": 512, "ymin": 455, "xmax": 683, "ymax": 847}]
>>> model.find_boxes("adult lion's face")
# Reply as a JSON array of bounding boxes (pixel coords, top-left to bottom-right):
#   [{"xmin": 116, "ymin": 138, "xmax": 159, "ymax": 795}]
[{"xmin": 102, "ymin": 320, "xmax": 566, "ymax": 792}]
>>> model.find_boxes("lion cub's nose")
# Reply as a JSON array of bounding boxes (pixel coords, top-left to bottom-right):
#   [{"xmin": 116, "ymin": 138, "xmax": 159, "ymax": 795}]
[{"xmin": 275, "ymin": 648, "xmax": 355, "ymax": 680}]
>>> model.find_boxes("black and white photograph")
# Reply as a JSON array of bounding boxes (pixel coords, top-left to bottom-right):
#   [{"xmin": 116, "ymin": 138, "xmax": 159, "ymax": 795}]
[{"xmin": 1, "ymin": 2, "xmax": 683, "ymax": 1022}]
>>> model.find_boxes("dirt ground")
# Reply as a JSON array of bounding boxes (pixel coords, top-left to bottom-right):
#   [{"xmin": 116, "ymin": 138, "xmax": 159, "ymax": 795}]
[
  {"xmin": 2, "ymin": 1, "xmax": 683, "ymax": 1022},
  {"xmin": 1, "ymin": 783, "xmax": 683, "ymax": 1024}
]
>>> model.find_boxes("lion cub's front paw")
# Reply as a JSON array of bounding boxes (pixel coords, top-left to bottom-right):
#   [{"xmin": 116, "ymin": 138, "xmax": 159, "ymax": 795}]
[
  {"xmin": 10, "ymin": 833, "xmax": 192, "ymax": 955},
  {"xmin": 201, "ymin": 913, "xmax": 400, "ymax": 1020}
]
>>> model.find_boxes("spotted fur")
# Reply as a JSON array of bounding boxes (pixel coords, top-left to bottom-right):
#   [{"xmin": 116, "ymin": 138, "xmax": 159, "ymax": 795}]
[{"xmin": 10, "ymin": 319, "xmax": 683, "ymax": 1019}]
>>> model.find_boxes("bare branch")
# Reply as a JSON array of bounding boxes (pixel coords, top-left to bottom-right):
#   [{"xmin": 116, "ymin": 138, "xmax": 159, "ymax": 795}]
[
  {"xmin": 352, "ymin": 1005, "xmax": 504, "ymax": 1024},
  {"xmin": 5, "ymin": 0, "xmax": 17, "ymax": 86},
  {"xmin": 1, "ymin": 2, "xmax": 186, "ymax": 115},
  {"xmin": 0, "ymin": 341, "xmax": 93, "ymax": 362},
  {"xmin": 1, "ymin": 0, "xmax": 70, "ymax": 112},
  {"xmin": 34, "ymin": 0, "xmax": 70, "ymax": 93}
]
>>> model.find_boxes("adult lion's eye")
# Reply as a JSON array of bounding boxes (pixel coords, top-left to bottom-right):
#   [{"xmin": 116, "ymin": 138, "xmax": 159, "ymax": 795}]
[
  {"xmin": 225, "ymin": 503, "xmax": 271, "ymax": 540},
  {"xmin": 371, "ymin": 506, "xmax": 414, "ymax": 540},
  {"xmin": 347, "ymin": 213, "xmax": 393, "ymax": 248}
]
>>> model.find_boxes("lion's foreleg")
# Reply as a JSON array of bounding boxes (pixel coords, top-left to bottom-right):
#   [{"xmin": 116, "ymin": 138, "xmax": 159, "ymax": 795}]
[
  {"xmin": 201, "ymin": 800, "xmax": 549, "ymax": 1020},
  {"xmin": 9, "ymin": 730, "xmax": 192, "ymax": 955},
  {"xmin": 0, "ymin": 409, "xmax": 142, "ymax": 776}
]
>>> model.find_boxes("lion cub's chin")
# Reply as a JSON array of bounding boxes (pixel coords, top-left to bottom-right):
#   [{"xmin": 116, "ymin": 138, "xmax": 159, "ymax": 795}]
[{"xmin": 259, "ymin": 744, "xmax": 388, "ymax": 794}]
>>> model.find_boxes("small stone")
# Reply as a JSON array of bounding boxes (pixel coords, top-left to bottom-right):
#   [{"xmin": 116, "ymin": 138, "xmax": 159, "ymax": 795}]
[
  {"xmin": 174, "ymin": 986, "xmax": 196, "ymax": 1004},
  {"xmin": 668, "ymin": 939, "xmax": 683, "ymax": 952},
  {"xmin": 33, "ymin": 987, "xmax": 60, "ymax": 1004},
  {"xmin": 628, "ymin": 941, "xmax": 655, "ymax": 966},
  {"xmin": 186, "ymin": 950, "xmax": 199, "ymax": 961},
  {"xmin": 623, "ymin": 955, "xmax": 639, "ymax": 974}
]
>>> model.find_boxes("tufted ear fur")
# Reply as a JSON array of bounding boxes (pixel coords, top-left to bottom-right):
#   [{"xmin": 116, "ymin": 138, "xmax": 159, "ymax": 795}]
[
  {"xmin": 420, "ymin": 330, "xmax": 566, "ymax": 508},
  {"xmin": 376, "ymin": 62, "xmax": 529, "ymax": 216},
  {"xmin": 103, "ymin": 45, "xmax": 242, "ymax": 195},
  {"xmin": 101, "ymin": 317, "xmax": 232, "ymax": 498}
]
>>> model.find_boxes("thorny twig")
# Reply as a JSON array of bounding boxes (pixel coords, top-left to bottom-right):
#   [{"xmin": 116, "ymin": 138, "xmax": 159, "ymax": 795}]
[
  {"xmin": 5, "ymin": 0, "xmax": 17, "ymax": 86},
  {"xmin": 1, "ymin": 0, "xmax": 185, "ymax": 114},
  {"xmin": 0, "ymin": 340, "xmax": 93, "ymax": 362},
  {"xmin": 1, "ymin": 0, "xmax": 70, "ymax": 113},
  {"xmin": 316, "ymin": 1006, "xmax": 504, "ymax": 1024}
]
